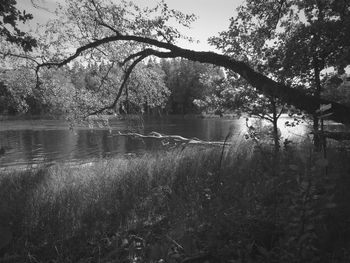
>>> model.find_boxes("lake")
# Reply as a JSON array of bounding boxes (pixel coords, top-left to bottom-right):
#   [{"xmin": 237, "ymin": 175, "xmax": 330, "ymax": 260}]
[{"xmin": 0, "ymin": 116, "xmax": 308, "ymax": 168}]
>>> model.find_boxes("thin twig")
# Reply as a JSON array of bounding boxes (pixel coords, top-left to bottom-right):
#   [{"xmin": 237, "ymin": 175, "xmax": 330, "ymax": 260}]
[
  {"xmin": 0, "ymin": 52, "xmax": 40, "ymax": 65},
  {"xmin": 165, "ymin": 235, "xmax": 184, "ymax": 250},
  {"xmin": 96, "ymin": 61, "xmax": 115, "ymax": 92}
]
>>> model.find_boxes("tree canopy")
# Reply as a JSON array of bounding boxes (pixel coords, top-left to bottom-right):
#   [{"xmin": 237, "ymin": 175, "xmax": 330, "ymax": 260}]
[{"xmin": 3, "ymin": 0, "xmax": 350, "ymax": 125}]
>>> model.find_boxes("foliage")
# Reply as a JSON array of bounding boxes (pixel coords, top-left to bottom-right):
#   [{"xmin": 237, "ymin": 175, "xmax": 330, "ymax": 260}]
[
  {"xmin": 0, "ymin": 57, "xmax": 170, "ymax": 118},
  {"xmin": 126, "ymin": 60, "xmax": 170, "ymax": 114},
  {"xmin": 192, "ymin": 65, "xmax": 230, "ymax": 115},
  {"xmin": 208, "ymin": 0, "xmax": 350, "ymax": 148},
  {"xmin": 210, "ymin": 0, "xmax": 350, "ymax": 82},
  {"xmin": 282, "ymin": 1, "xmax": 350, "ymax": 78},
  {"xmin": 3, "ymin": 0, "xmax": 177, "ymax": 118},
  {"xmin": 160, "ymin": 58, "xmax": 225, "ymax": 114},
  {"xmin": 65, "ymin": 61, "xmax": 170, "ymax": 117},
  {"xmin": 36, "ymin": 0, "xmax": 195, "ymax": 64},
  {"xmin": 209, "ymin": 4, "xmax": 286, "ymax": 149},
  {"xmin": 0, "ymin": 0, "xmax": 37, "ymax": 51},
  {"xmin": 322, "ymin": 73, "xmax": 350, "ymax": 107},
  {"xmin": 210, "ymin": 3, "xmax": 286, "ymax": 105},
  {"xmin": 210, "ymin": 0, "xmax": 350, "ymax": 89},
  {"xmin": 0, "ymin": 67, "xmax": 42, "ymax": 114}
]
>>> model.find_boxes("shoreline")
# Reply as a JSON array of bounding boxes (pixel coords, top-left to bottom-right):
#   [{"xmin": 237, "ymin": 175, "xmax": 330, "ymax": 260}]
[{"xmin": 0, "ymin": 112, "xmax": 241, "ymax": 121}]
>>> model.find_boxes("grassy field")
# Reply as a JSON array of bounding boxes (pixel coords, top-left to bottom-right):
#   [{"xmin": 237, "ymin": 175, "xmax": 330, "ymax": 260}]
[{"xmin": 1, "ymin": 139, "xmax": 350, "ymax": 262}]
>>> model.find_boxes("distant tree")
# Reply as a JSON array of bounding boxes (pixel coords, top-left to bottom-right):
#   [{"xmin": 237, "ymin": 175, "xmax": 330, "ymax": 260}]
[
  {"xmin": 160, "ymin": 58, "xmax": 223, "ymax": 114},
  {"xmin": 126, "ymin": 61, "xmax": 170, "ymax": 115},
  {"xmin": 193, "ymin": 66, "xmax": 229, "ymax": 116},
  {"xmin": 0, "ymin": 78, "xmax": 17, "ymax": 114},
  {"xmin": 0, "ymin": 67, "xmax": 41, "ymax": 114},
  {"xmin": 66, "ymin": 60, "xmax": 169, "ymax": 117},
  {"xmin": 0, "ymin": 65, "xmax": 82, "ymax": 116}
]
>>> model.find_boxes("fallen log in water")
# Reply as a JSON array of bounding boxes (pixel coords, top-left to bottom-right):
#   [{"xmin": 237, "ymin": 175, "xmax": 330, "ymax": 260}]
[{"xmin": 116, "ymin": 131, "xmax": 232, "ymax": 146}]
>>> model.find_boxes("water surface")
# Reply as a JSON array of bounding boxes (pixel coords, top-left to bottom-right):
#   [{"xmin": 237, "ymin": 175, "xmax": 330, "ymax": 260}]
[
  {"xmin": 0, "ymin": 116, "xmax": 246, "ymax": 168},
  {"xmin": 0, "ymin": 115, "xmax": 316, "ymax": 168}
]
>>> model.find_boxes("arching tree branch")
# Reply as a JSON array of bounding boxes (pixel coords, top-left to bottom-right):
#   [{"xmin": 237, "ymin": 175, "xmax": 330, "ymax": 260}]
[
  {"xmin": 121, "ymin": 48, "xmax": 176, "ymax": 66},
  {"xmin": 36, "ymin": 33, "xmax": 350, "ymax": 125}
]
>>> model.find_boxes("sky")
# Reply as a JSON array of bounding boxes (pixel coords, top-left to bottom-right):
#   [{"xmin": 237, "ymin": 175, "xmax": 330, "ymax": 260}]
[{"xmin": 16, "ymin": 0, "xmax": 243, "ymax": 51}]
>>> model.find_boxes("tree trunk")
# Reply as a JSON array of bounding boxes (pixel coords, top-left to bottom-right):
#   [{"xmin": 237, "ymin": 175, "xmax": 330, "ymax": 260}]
[
  {"xmin": 313, "ymin": 56, "xmax": 323, "ymax": 149},
  {"xmin": 270, "ymin": 97, "xmax": 280, "ymax": 154}
]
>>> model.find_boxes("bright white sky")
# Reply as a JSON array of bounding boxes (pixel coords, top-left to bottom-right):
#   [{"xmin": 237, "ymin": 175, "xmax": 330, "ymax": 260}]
[{"xmin": 16, "ymin": 0, "xmax": 243, "ymax": 51}]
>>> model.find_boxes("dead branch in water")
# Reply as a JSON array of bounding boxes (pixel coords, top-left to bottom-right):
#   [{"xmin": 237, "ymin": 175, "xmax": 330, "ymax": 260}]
[{"xmin": 116, "ymin": 131, "xmax": 232, "ymax": 146}]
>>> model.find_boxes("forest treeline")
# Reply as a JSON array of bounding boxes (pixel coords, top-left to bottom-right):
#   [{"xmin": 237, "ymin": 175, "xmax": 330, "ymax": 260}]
[
  {"xmin": 0, "ymin": 58, "xmax": 227, "ymax": 116},
  {"xmin": 1, "ymin": 58, "xmax": 349, "ymax": 117}
]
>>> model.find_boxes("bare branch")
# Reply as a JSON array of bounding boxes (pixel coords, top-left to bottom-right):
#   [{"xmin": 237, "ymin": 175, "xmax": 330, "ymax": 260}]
[
  {"xmin": 277, "ymin": 104, "xmax": 285, "ymax": 119},
  {"xmin": 88, "ymin": 0, "xmax": 121, "ymax": 35},
  {"xmin": 97, "ymin": 21, "xmax": 121, "ymax": 35},
  {"xmin": 157, "ymin": 30, "xmax": 173, "ymax": 43},
  {"xmin": 94, "ymin": 47, "xmax": 109, "ymax": 57},
  {"xmin": 96, "ymin": 61, "xmax": 115, "ymax": 92},
  {"xmin": 89, "ymin": 0, "xmax": 104, "ymax": 22},
  {"xmin": 256, "ymin": 113, "xmax": 274, "ymax": 122},
  {"xmin": 30, "ymin": 0, "xmax": 53, "ymax": 13},
  {"xmin": 1, "ymin": 52, "xmax": 40, "ymax": 65}
]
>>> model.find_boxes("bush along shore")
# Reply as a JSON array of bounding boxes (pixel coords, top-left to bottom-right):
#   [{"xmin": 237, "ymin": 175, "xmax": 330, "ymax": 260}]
[{"xmin": 1, "ymin": 139, "xmax": 350, "ymax": 263}]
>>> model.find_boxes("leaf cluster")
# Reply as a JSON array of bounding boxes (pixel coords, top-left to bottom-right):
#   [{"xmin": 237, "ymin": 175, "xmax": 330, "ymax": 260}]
[{"xmin": 0, "ymin": 0, "xmax": 37, "ymax": 51}]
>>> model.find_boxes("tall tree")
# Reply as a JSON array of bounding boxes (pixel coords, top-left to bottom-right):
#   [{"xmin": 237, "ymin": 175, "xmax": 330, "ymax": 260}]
[
  {"xmin": 193, "ymin": 65, "xmax": 228, "ymax": 114},
  {"xmin": 209, "ymin": 0, "xmax": 350, "ymax": 145},
  {"xmin": 160, "ymin": 58, "xmax": 220, "ymax": 114},
  {"xmin": 208, "ymin": 0, "xmax": 289, "ymax": 150},
  {"xmin": 281, "ymin": 0, "xmax": 350, "ymax": 145}
]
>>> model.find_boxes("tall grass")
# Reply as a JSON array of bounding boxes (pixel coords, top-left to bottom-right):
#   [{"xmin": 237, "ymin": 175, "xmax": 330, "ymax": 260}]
[{"xmin": 0, "ymin": 139, "xmax": 350, "ymax": 262}]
